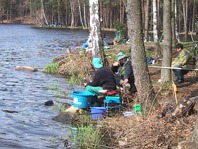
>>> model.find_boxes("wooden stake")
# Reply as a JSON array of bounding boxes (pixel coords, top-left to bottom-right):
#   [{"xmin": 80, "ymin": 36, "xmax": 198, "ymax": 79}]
[{"xmin": 172, "ymin": 81, "xmax": 178, "ymax": 104}]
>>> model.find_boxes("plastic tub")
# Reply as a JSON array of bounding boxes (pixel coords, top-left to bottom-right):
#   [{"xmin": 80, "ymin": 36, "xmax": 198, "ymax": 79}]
[
  {"xmin": 90, "ymin": 107, "xmax": 107, "ymax": 120},
  {"xmin": 71, "ymin": 91, "xmax": 96, "ymax": 109}
]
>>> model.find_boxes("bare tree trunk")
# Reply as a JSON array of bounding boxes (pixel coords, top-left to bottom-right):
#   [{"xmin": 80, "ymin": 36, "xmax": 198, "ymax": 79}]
[
  {"xmin": 175, "ymin": 0, "xmax": 180, "ymax": 42},
  {"xmin": 51, "ymin": 3, "xmax": 54, "ymax": 25},
  {"xmin": 89, "ymin": 0, "xmax": 106, "ymax": 65},
  {"xmin": 57, "ymin": 0, "xmax": 61, "ymax": 25},
  {"xmin": 161, "ymin": 0, "xmax": 172, "ymax": 82},
  {"xmin": 192, "ymin": 0, "xmax": 196, "ymax": 32},
  {"xmin": 78, "ymin": 0, "xmax": 85, "ymax": 29},
  {"xmin": 29, "ymin": 0, "xmax": 32, "ymax": 19},
  {"xmin": 70, "ymin": 0, "xmax": 75, "ymax": 27},
  {"xmin": 127, "ymin": 0, "xmax": 155, "ymax": 114},
  {"xmin": 83, "ymin": 1, "xmax": 88, "ymax": 28},
  {"xmin": 6, "ymin": 2, "xmax": 9, "ymax": 21},
  {"xmin": 0, "ymin": 1, "xmax": 2, "ymax": 23},
  {"xmin": 40, "ymin": 0, "xmax": 48, "ymax": 26},
  {"xmin": 65, "ymin": 0, "xmax": 69, "ymax": 26},
  {"xmin": 182, "ymin": 0, "xmax": 188, "ymax": 42},
  {"xmin": 157, "ymin": 0, "xmax": 160, "ymax": 35},
  {"xmin": 171, "ymin": 0, "xmax": 176, "ymax": 46},
  {"xmin": 9, "ymin": 1, "xmax": 12, "ymax": 21},
  {"xmin": 144, "ymin": 0, "xmax": 149, "ymax": 42},
  {"xmin": 120, "ymin": 0, "xmax": 122, "ymax": 23}
]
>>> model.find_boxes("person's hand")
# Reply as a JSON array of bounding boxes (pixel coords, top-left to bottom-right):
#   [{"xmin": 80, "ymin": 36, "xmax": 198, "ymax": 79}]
[
  {"xmin": 122, "ymin": 79, "xmax": 129, "ymax": 85},
  {"xmin": 84, "ymin": 83, "xmax": 87, "ymax": 87},
  {"xmin": 113, "ymin": 61, "xmax": 120, "ymax": 66}
]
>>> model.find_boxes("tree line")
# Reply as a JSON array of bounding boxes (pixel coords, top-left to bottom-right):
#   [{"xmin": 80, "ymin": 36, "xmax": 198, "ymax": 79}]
[{"xmin": 0, "ymin": 0, "xmax": 198, "ymax": 42}]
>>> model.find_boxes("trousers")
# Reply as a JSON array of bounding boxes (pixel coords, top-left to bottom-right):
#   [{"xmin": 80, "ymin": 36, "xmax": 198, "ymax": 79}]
[{"xmin": 173, "ymin": 66, "xmax": 189, "ymax": 81}]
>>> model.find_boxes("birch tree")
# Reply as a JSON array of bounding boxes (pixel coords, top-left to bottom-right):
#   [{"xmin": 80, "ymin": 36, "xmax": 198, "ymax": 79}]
[
  {"xmin": 152, "ymin": 0, "xmax": 162, "ymax": 58},
  {"xmin": 153, "ymin": 0, "xmax": 158, "ymax": 42},
  {"xmin": 174, "ymin": 0, "xmax": 180, "ymax": 42},
  {"xmin": 127, "ymin": 0, "xmax": 155, "ymax": 113},
  {"xmin": 161, "ymin": 0, "xmax": 172, "ymax": 82},
  {"xmin": 89, "ymin": 0, "xmax": 106, "ymax": 65}
]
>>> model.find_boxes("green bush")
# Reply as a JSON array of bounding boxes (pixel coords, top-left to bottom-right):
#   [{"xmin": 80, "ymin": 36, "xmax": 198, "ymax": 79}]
[
  {"xmin": 76, "ymin": 124, "xmax": 102, "ymax": 149},
  {"xmin": 114, "ymin": 20, "xmax": 128, "ymax": 37},
  {"xmin": 44, "ymin": 62, "xmax": 59, "ymax": 74}
]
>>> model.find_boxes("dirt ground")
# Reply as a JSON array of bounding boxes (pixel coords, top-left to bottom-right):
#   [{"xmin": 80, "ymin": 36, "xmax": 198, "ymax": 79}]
[{"xmin": 102, "ymin": 67, "xmax": 198, "ymax": 149}]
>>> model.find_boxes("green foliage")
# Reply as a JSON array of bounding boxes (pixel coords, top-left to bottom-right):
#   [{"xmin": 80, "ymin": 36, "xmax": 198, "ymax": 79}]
[
  {"xmin": 54, "ymin": 103, "xmax": 67, "ymax": 112},
  {"xmin": 145, "ymin": 50, "xmax": 154, "ymax": 57},
  {"xmin": 100, "ymin": 0, "xmax": 111, "ymax": 5},
  {"xmin": 195, "ymin": 18, "xmax": 198, "ymax": 31},
  {"xmin": 68, "ymin": 74, "xmax": 80, "ymax": 85},
  {"xmin": 75, "ymin": 125, "xmax": 102, "ymax": 149},
  {"xmin": 114, "ymin": 20, "xmax": 128, "ymax": 37},
  {"xmin": 44, "ymin": 62, "xmax": 59, "ymax": 74}
]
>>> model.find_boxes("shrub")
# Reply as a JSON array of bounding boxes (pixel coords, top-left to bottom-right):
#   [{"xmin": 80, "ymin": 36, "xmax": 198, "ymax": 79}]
[
  {"xmin": 76, "ymin": 124, "xmax": 102, "ymax": 149},
  {"xmin": 44, "ymin": 62, "xmax": 59, "ymax": 74},
  {"xmin": 68, "ymin": 73, "xmax": 80, "ymax": 85}
]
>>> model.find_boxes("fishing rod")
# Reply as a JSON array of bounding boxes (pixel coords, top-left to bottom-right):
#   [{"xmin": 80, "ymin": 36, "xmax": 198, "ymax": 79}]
[{"xmin": 148, "ymin": 65, "xmax": 198, "ymax": 71}]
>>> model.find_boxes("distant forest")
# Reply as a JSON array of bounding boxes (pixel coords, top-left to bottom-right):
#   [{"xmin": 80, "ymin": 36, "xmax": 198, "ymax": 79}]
[{"xmin": 0, "ymin": 1, "xmax": 197, "ymax": 36}]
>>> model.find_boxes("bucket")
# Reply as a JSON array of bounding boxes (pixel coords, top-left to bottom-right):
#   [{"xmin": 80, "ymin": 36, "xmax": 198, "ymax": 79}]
[
  {"xmin": 71, "ymin": 91, "xmax": 96, "ymax": 109},
  {"xmin": 90, "ymin": 107, "xmax": 107, "ymax": 120}
]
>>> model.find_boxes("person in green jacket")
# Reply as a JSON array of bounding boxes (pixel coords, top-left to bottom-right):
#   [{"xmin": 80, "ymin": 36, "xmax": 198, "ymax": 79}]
[{"xmin": 172, "ymin": 43, "xmax": 195, "ymax": 83}]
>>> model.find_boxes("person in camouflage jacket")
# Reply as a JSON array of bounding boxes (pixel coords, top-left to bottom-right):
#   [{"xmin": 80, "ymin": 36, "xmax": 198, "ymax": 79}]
[{"xmin": 111, "ymin": 52, "xmax": 137, "ymax": 93}]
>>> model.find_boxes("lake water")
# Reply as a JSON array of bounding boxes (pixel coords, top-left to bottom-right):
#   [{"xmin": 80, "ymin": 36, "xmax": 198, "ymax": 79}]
[{"xmin": 0, "ymin": 24, "xmax": 91, "ymax": 149}]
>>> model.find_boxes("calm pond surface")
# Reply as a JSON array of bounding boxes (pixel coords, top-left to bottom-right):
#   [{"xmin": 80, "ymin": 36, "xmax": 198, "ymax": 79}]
[{"xmin": 0, "ymin": 24, "xmax": 92, "ymax": 149}]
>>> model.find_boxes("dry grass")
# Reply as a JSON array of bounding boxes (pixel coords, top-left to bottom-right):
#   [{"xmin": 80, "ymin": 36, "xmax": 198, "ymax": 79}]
[
  {"xmin": 101, "ymin": 68, "xmax": 198, "ymax": 149},
  {"xmin": 54, "ymin": 52, "xmax": 94, "ymax": 82},
  {"xmin": 102, "ymin": 112, "xmax": 196, "ymax": 149}
]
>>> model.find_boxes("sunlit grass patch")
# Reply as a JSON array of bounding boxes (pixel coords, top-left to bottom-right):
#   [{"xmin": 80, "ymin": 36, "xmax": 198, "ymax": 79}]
[{"xmin": 44, "ymin": 62, "xmax": 59, "ymax": 74}]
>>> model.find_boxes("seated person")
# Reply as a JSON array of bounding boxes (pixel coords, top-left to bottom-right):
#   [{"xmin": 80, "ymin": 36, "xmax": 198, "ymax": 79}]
[
  {"xmin": 172, "ymin": 43, "xmax": 196, "ymax": 83},
  {"xmin": 113, "ymin": 31, "xmax": 122, "ymax": 45},
  {"xmin": 111, "ymin": 52, "xmax": 137, "ymax": 93},
  {"xmin": 84, "ymin": 57, "xmax": 117, "ymax": 95},
  {"xmin": 82, "ymin": 28, "xmax": 92, "ymax": 51},
  {"xmin": 146, "ymin": 56, "xmax": 155, "ymax": 64},
  {"xmin": 82, "ymin": 40, "xmax": 89, "ymax": 49}
]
